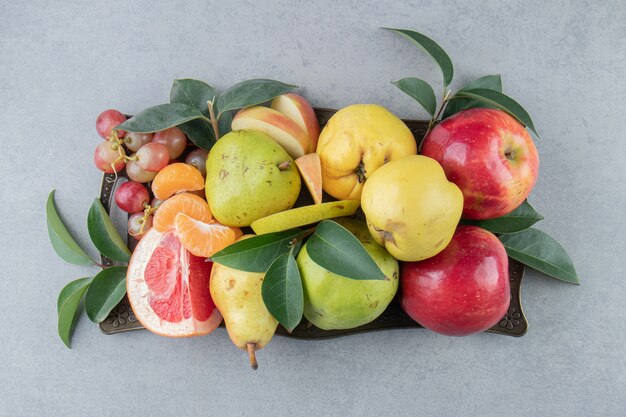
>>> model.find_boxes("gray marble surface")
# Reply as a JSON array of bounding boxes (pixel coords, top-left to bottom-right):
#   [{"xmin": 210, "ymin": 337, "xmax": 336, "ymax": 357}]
[{"xmin": 1, "ymin": 1, "xmax": 624, "ymax": 416}]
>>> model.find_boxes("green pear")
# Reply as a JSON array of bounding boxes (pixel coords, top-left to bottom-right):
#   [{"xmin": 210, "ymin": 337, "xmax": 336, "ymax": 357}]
[
  {"xmin": 297, "ymin": 218, "xmax": 399, "ymax": 330},
  {"xmin": 205, "ymin": 129, "xmax": 301, "ymax": 227},
  {"xmin": 210, "ymin": 254, "xmax": 278, "ymax": 370}
]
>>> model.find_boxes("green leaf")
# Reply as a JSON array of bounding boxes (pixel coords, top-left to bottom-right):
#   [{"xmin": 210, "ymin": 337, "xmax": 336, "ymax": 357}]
[
  {"xmin": 454, "ymin": 88, "xmax": 539, "ymax": 137},
  {"xmin": 216, "ymin": 79, "xmax": 297, "ymax": 117},
  {"xmin": 383, "ymin": 28, "xmax": 454, "ymax": 87},
  {"xmin": 170, "ymin": 79, "xmax": 217, "ymax": 149},
  {"xmin": 306, "ymin": 220, "xmax": 386, "ymax": 280},
  {"xmin": 210, "ymin": 229, "xmax": 303, "ymax": 273},
  {"xmin": 463, "ymin": 200, "xmax": 543, "ymax": 234},
  {"xmin": 170, "ymin": 78, "xmax": 216, "ymax": 117},
  {"xmin": 46, "ymin": 190, "xmax": 93, "ymax": 266},
  {"xmin": 58, "ymin": 277, "xmax": 92, "ymax": 348},
  {"xmin": 442, "ymin": 74, "xmax": 502, "ymax": 119},
  {"xmin": 499, "ymin": 228, "xmax": 579, "ymax": 284},
  {"xmin": 217, "ymin": 109, "xmax": 233, "ymax": 137},
  {"xmin": 261, "ymin": 252, "xmax": 303, "ymax": 332},
  {"xmin": 87, "ymin": 199, "xmax": 131, "ymax": 263},
  {"xmin": 84, "ymin": 266, "xmax": 128, "ymax": 323},
  {"xmin": 391, "ymin": 77, "xmax": 437, "ymax": 116},
  {"xmin": 116, "ymin": 103, "xmax": 209, "ymax": 133},
  {"xmin": 177, "ymin": 119, "xmax": 215, "ymax": 150}
]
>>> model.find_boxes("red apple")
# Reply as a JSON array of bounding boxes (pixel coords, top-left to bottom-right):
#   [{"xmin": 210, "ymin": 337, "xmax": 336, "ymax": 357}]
[
  {"xmin": 421, "ymin": 108, "xmax": 539, "ymax": 220},
  {"xmin": 400, "ymin": 225, "xmax": 510, "ymax": 336}
]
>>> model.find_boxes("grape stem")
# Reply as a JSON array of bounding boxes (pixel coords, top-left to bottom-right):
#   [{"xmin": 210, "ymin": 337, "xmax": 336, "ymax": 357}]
[
  {"xmin": 208, "ymin": 100, "xmax": 220, "ymax": 140},
  {"xmin": 136, "ymin": 202, "xmax": 157, "ymax": 236}
]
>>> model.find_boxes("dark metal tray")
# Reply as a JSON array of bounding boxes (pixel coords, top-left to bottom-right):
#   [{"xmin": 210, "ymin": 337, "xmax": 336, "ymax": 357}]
[{"xmin": 99, "ymin": 108, "xmax": 528, "ymax": 338}]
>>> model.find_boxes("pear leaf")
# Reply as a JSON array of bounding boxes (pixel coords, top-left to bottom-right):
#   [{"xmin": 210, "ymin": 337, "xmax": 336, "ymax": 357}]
[
  {"xmin": 442, "ymin": 74, "xmax": 502, "ymax": 119},
  {"xmin": 87, "ymin": 198, "xmax": 131, "ymax": 263},
  {"xmin": 383, "ymin": 28, "xmax": 454, "ymax": 87},
  {"xmin": 210, "ymin": 229, "xmax": 303, "ymax": 273},
  {"xmin": 46, "ymin": 190, "xmax": 94, "ymax": 266},
  {"xmin": 499, "ymin": 228, "xmax": 579, "ymax": 284},
  {"xmin": 306, "ymin": 220, "xmax": 386, "ymax": 280},
  {"xmin": 84, "ymin": 266, "xmax": 128, "ymax": 323},
  {"xmin": 58, "ymin": 277, "xmax": 92, "ymax": 348},
  {"xmin": 392, "ymin": 77, "xmax": 437, "ymax": 116},
  {"xmin": 261, "ymin": 251, "xmax": 303, "ymax": 332},
  {"xmin": 216, "ymin": 79, "xmax": 297, "ymax": 117},
  {"xmin": 463, "ymin": 200, "xmax": 543, "ymax": 234}
]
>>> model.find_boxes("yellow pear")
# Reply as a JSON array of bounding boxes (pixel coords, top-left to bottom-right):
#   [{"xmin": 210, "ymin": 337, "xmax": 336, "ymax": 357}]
[
  {"xmin": 361, "ymin": 155, "xmax": 463, "ymax": 261},
  {"xmin": 210, "ymin": 241, "xmax": 278, "ymax": 369}
]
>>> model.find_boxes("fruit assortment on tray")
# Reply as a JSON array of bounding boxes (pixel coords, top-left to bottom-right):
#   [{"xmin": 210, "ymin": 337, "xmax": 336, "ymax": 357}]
[{"xmin": 48, "ymin": 29, "xmax": 578, "ymax": 369}]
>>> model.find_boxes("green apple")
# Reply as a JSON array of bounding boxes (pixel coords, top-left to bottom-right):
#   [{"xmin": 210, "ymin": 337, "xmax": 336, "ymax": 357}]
[
  {"xmin": 297, "ymin": 218, "xmax": 399, "ymax": 330},
  {"xmin": 205, "ymin": 129, "xmax": 301, "ymax": 227}
]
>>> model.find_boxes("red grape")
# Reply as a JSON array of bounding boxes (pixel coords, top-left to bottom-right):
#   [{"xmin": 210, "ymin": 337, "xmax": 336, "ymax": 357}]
[
  {"xmin": 94, "ymin": 141, "xmax": 125, "ymax": 173},
  {"xmin": 136, "ymin": 142, "xmax": 169, "ymax": 172},
  {"xmin": 150, "ymin": 197, "xmax": 165, "ymax": 211},
  {"xmin": 153, "ymin": 127, "xmax": 187, "ymax": 159},
  {"xmin": 124, "ymin": 132, "xmax": 153, "ymax": 152},
  {"xmin": 96, "ymin": 109, "xmax": 126, "ymax": 139},
  {"xmin": 126, "ymin": 156, "xmax": 157, "ymax": 183},
  {"xmin": 115, "ymin": 181, "xmax": 150, "ymax": 213},
  {"xmin": 128, "ymin": 212, "xmax": 153, "ymax": 240},
  {"xmin": 185, "ymin": 148, "xmax": 209, "ymax": 176}
]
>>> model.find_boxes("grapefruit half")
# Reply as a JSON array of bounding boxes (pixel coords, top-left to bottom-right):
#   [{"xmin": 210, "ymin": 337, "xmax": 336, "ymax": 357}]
[{"xmin": 127, "ymin": 228, "xmax": 222, "ymax": 337}]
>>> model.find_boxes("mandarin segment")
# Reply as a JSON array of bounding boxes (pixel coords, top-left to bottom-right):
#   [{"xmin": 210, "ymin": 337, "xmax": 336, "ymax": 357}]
[
  {"xmin": 153, "ymin": 193, "xmax": 212, "ymax": 232},
  {"xmin": 152, "ymin": 163, "xmax": 205, "ymax": 200},
  {"xmin": 175, "ymin": 213, "xmax": 241, "ymax": 258}
]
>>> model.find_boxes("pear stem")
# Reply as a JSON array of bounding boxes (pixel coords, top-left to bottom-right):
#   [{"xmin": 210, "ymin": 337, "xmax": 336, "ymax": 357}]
[
  {"xmin": 277, "ymin": 160, "xmax": 291, "ymax": 171},
  {"xmin": 247, "ymin": 343, "xmax": 258, "ymax": 370}
]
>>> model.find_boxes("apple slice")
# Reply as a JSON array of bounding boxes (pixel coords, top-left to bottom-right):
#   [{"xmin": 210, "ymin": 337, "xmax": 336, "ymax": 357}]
[
  {"xmin": 271, "ymin": 93, "xmax": 320, "ymax": 152},
  {"xmin": 295, "ymin": 153, "xmax": 323, "ymax": 204},
  {"xmin": 250, "ymin": 200, "xmax": 360, "ymax": 235},
  {"xmin": 231, "ymin": 106, "xmax": 310, "ymax": 158}
]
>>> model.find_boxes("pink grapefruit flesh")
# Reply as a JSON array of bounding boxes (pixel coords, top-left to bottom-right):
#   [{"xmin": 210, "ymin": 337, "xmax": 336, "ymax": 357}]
[{"xmin": 127, "ymin": 228, "xmax": 222, "ymax": 337}]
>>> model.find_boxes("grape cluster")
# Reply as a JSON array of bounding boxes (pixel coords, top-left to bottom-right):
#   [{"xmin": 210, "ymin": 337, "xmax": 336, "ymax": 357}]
[{"xmin": 94, "ymin": 109, "xmax": 207, "ymax": 240}]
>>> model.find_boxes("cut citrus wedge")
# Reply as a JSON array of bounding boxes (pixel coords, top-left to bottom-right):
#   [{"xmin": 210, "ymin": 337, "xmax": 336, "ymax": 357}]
[
  {"xmin": 126, "ymin": 228, "xmax": 222, "ymax": 337},
  {"xmin": 152, "ymin": 163, "xmax": 205, "ymax": 200},
  {"xmin": 175, "ymin": 213, "xmax": 242, "ymax": 258},
  {"xmin": 295, "ymin": 153, "xmax": 323, "ymax": 204},
  {"xmin": 250, "ymin": 199, "xmax": 360, "ymax": 234},
  {"xmin": 153, "ymin": 193, "xmax": 212, "ymax": 232}
]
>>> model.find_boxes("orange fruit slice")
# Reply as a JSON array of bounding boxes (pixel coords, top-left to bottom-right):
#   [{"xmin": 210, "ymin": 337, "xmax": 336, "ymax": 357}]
[
  {"xmin": 295, "ymin": 153, "xmax": 323, "ymax": 204},
  {"xmin": 175, "ymin": 213, "xmax": 242, "ymax": 257},
  {"xmin": 151, "ymin": 163, "xmax": 205, "ymax": 200},
  {"xmin": 153, "ymin": 193, "xmax": 212, "ymax": 232},
  {"xmin": 126, "ymin": 228, "xmax": 222, "ymax": 337}
]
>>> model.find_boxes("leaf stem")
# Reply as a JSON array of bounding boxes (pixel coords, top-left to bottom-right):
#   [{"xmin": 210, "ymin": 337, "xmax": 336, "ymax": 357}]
[
  {"xmin": 208, "ymin": 100, "xmax": 220, "ymax": 140},
  {"xmin": 421, "ymin": 89, "xmax": 452, "ymax": 151}
]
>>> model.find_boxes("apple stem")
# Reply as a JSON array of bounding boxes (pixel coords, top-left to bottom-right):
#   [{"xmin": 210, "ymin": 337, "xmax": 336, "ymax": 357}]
[
  {"xmin": 208, "ymin": 100, "xmax": 220, "ymax": 140},
  {"xmin": 247, "ymin": 343, "xmax": 258, "ymax": 370}
]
